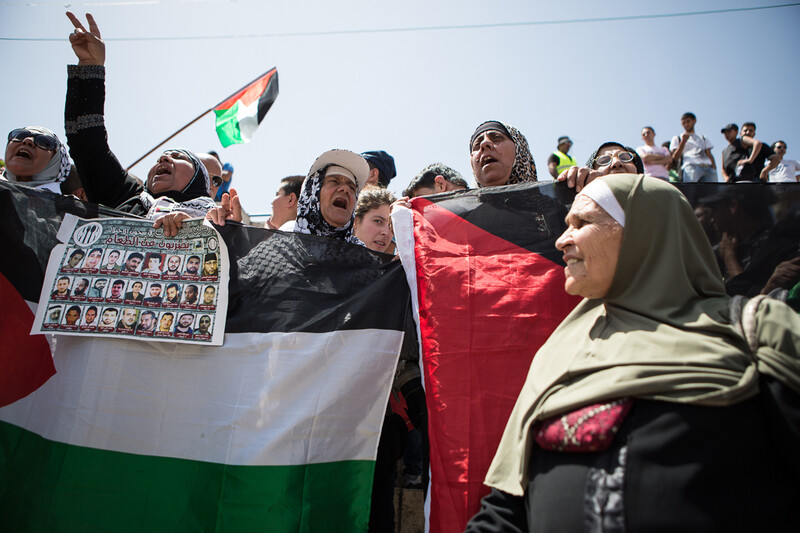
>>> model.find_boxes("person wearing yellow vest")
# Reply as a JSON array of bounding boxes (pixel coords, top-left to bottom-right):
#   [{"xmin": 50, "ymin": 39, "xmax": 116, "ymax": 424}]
[{"xmin": 548, "ymin": 136, "xmax": 577, "ymax": 178}]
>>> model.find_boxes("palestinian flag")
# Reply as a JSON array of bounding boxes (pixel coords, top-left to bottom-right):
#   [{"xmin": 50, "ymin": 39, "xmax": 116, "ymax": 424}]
[
  {"xmin": 0, "ymin": 181, "xmax": 410, "ymax": 532},
  {"xmin": 393, "ymin": 180, "xmax": 800, "ymax": 532},
  {"xmin": 214, "ymin": 68, "xmax": 279, "ymax": 147},
  {"xmin": 393, "ymin": 182, "xmax": 582, "ymax": 533}
]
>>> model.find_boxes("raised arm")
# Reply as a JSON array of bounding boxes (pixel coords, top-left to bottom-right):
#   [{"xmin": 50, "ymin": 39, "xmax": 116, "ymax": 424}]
[{"xmin": 64, "ymin": 12, "xmax": 143, "ymax": 209}]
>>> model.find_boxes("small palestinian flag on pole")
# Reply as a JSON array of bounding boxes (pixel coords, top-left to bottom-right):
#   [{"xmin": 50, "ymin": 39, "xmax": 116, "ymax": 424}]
[{"xmin": 214, "ymin": 67, "xmax": 279, "ymax": 147}]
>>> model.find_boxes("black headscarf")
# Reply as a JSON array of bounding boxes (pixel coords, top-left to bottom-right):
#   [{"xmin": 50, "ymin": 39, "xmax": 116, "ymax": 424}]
[{"xmin": 150, "ymin": 148, "xmax": 211, "ymax": 202}]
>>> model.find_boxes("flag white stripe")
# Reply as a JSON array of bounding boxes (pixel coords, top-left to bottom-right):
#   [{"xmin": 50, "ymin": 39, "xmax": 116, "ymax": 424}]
[
  {"xmin": 0, "ymin": 329, "xmax": 402, "ymax": 466},
  {"xmin": 236, "ymin": 99, "xmax": 259, "ymax": 142}
]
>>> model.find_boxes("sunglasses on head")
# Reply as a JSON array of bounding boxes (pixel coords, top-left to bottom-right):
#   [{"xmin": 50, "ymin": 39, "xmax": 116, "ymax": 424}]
[
  {"xmin": 594, "ymin": 151, "xmax": 635, "ymax": 167},
  {"xmin": 7, "ymin": 129, "xmax": 59, "ymax": 152}
]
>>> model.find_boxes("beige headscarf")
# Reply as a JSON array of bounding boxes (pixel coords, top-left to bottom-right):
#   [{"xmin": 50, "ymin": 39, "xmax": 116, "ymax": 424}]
[{"xmin": 485, "ymin": 173, "xmax": 800, "ymax": 496}]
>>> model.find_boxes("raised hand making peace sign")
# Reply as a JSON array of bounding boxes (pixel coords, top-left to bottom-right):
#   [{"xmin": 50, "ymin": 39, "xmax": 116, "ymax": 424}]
[{"xmin": 66, "ymin": 12, "xmax": 105, "ymax": 66}]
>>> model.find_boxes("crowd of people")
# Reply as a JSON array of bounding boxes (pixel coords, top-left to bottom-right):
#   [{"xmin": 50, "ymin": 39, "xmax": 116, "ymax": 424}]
[{"xmin": 1, "ymin": 10, "xmax": 799, "ymax": 533}]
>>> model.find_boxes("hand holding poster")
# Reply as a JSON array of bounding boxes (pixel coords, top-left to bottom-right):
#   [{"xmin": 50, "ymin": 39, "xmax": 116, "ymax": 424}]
[{"xmin": 33, "ymin": 214, "xmax": 227, "ymax": 345}]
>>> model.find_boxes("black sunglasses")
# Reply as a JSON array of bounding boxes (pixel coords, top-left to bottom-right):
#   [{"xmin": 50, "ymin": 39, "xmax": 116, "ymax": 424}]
[
  {"xmin": 210, "ymin": 175, "xmax": 223, "ymax": 187},
  {"xmin": 8, "ymin": 128, "xmax": 59, "ymax": 151}
]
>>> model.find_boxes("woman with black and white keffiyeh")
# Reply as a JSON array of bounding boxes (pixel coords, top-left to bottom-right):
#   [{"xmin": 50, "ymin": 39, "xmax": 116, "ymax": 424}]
[
  {"xmin": 293, "ymin": 149, "xmax": 370, "ymax": 245},
  {"xmin": 207, "ymin": 149, "xmax": 370, "ymax": 246}
]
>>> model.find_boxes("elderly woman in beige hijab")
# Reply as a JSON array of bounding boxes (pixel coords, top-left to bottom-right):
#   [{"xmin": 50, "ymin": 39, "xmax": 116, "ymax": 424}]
[{"xmin": 466, "ymin": 174, "xmax": 800, "ymax": 531}]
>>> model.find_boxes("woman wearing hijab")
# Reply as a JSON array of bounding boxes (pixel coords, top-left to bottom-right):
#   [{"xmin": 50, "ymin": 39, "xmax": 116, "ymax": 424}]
[
  {"xmin": 64, "ymin": 13, "xmax": 214, "ymax": 220},
  {"xmin": 469, "ymin": 120, "xmax": 537, "ymax": 187},
  {"xmin": 2, "ymin": 126, "xmax": 71, "ymax": 193},
  {"xmin": 555, "ymin": 140, "xmax": 645, "ymax": 192},
  {"xmin": 466, "ymin": 174, "xmax": 800, "ymax": 531}
]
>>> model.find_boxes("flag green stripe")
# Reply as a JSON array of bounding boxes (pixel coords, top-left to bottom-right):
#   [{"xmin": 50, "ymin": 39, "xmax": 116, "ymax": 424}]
[
  {"xmin": 0, "ymin": 421, "xmax": 374, "ymax": 532},
  {"xmin": 214, "ymin": 105, "xmax": 244, "ymax": 147}
]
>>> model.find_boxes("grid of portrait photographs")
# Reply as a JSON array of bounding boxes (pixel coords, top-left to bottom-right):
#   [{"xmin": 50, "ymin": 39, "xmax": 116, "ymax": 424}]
[{"xmin": 40, "ymin": 218, "xmax": 223, "ymax": 344}]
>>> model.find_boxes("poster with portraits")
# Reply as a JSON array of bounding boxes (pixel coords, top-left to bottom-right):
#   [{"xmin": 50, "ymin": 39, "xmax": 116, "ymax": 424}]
[{"xmin": 32, "ymin": 214, "xmax": 226, "ymax": 345}]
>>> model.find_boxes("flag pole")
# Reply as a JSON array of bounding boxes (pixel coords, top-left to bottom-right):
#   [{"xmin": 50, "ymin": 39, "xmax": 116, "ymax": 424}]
[
  {"xmin": 125, "ymin": 109, "xmax": 212, "ymax": 171},
  {"xmin": 125, "ymin": 68, "xmax": 276, "ymax": 171}
]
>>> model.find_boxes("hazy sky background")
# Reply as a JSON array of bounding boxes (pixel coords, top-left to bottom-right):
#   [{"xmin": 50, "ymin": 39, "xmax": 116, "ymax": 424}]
[{"xmin": 2, "ymin": 1, "xmax": 799, "ymax": 216}]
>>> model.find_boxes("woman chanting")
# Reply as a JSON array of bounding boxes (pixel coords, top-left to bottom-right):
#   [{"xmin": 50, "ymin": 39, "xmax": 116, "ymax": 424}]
[
  {"xmin": 469, "ymin": 121, "xmax": 537, "ymax": 187},
  {"xmin": 65, "ymin": 13, "xmax": 214, "ymax": 219},
  {"xmin": 2, "ymin": 127, "xmax": 71, "ymax": 193},
  {"xmin": 466, "ymin": 173, "xmax": 800, "ymax": 531}
]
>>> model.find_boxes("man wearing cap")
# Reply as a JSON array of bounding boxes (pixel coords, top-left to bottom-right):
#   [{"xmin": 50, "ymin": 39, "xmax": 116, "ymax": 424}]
[
  {"xmin": 670, "ymin": 112, "xmax": 717, "ymax": 182},
  {"xmin": 361, "ymin": 150, "xmax": 396, "ymax": 189},
  {"xmin": 720, "ymin": 123, "xmax": 749, "ymax": 182},
  {"xmin": 548, "ymin": 136, "xmax": 577, "ymax": 179}
]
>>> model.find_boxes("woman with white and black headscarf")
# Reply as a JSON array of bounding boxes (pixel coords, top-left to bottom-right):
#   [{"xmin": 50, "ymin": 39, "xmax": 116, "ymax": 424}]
[
  {"xmin": 469, "ymin": 120, "xmax": 538, "ymax": 188},
  {"xmin": 293, "ymin": 150, "xmax": 370, "ymax": 245},
  {"xmin": 2, "ymin": 126, "xmax": 71, "ymax": 193}
]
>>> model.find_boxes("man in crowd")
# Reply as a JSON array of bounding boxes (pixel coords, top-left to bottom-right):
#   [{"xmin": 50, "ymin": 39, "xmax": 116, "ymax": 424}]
[
  {"xmin": 670, "ymin": 112, "xmax": 717, "ymax": 182},
  {"xmin": 735, "ymin": 122, "xmax": 778, "ymax": 182},
  {"xmin": 198, "ymin": 153, "xmax": 223, "ymax": 200},
  {"xmin": 720, "ymin": 123, "xmax": 749, "ymax": 182},
  {"xmin": 767, "ymin": 141, "xmax": 800, "ymax": 183},
  {"xmin": 267, "ymin": 175, "xmax": 304, "ymax": 231},
  {"xmin": 362, "ymin": 151, "xmax": 397, "ymax": 188},
  {"xmin": 403, "ymin": 163, "xmax": 469, "ymax": 198},
  {"xmin": 548, "ymin": 136, "xmax": 577, "ymax": 179},
  {"xmin": 636, "ymin": 127, "xmax": 672, "ymax": 180}
]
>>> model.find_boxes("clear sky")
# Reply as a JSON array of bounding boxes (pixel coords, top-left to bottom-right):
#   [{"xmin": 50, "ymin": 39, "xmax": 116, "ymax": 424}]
[{"xmin": 2, "ymin": 0, "xmax": 799, "ymax": 215}]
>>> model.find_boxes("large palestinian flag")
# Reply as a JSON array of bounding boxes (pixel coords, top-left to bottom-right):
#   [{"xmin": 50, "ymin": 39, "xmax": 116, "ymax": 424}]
[
  {"xmin": 392, "ymin": 180, "xmax": 800, "ymax": 533},
  {"xmin": 0, "ymin": 181, "xmax": 409, "ymax": 532},
  {"xmin": 393, "ymin": 182, "xmax": 582, "ymax": 533}
]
